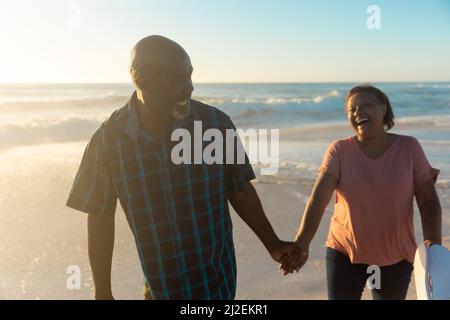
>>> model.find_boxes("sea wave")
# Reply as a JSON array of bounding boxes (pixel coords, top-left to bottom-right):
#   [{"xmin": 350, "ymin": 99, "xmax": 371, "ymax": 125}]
[
  {"xmin": 0, "ymin": 91, "xmax": 343, "ymax": 111},
  {"xmin": 193, "ymin": 90, "xmax": 341, "ymax": 106},
  {"xmin": 1, "ymin": 113, "xmax": 448, "ymax": 152},
  {"xmin": 0, "ymin": 116, "xmax": 105, "ymax": 150},
  {"xmin": 396, "ymin": 115, "xmax": 450, "ymax": 127},
  {"xmin": 0, "ymin": 94, "xmax": 130, "ymax": 109}
]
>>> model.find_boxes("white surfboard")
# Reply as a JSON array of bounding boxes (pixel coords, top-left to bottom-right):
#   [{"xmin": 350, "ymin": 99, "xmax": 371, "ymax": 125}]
[{"xmin": 414, "ymin": 243, "xmax": 450, "ymax": 300}]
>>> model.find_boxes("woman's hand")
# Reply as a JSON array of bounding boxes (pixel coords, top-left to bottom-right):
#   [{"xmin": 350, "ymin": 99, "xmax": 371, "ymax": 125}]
[
  {"xmin": 279, "ymin": 172, "xmax": 338, "ymax": 276},
  {"xmin": 424, "ymin": 240, "xmax": 441, "ymax": 247}
]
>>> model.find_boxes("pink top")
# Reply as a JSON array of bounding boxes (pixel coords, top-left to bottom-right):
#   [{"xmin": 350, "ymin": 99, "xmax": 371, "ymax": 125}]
[{"xmin": 320, "ymin": 135, "xmax": 439, "ymax": 266}]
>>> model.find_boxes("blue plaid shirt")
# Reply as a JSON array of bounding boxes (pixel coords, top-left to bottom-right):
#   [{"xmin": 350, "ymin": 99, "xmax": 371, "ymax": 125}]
[{"xmin": 66, "ymin": 93, "xmax": 255, "ymax": 299}]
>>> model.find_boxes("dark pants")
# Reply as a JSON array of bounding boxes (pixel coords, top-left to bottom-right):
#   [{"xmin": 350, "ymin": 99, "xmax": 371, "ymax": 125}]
[{"xmin": 326, "ymin": 247, "xmax": 413, "ymax": 300}]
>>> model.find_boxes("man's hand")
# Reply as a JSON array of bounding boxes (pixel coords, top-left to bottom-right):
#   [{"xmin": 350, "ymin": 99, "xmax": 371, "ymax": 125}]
[{"xmin": 95, "ymin": 292, "xmax": 115, "ymax": 300}]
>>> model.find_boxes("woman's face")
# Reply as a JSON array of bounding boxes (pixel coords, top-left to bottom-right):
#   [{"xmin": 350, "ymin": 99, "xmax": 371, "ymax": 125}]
[{"xmin": 346, "ymin": 92, "xmax": 387, "ymax": 140}]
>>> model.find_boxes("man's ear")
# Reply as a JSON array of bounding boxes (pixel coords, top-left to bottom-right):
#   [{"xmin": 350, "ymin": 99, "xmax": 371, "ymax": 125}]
[
  {"xmin": 131, "ymin": 76, "xmax": 140, "ymax": 91},
  {"xmin": 134, "ymin": 77, "xmax": 144, "ymax": 92},
  {"xmin": 133, "ymin": 71, "xmax": 160, "ymax": 94}
]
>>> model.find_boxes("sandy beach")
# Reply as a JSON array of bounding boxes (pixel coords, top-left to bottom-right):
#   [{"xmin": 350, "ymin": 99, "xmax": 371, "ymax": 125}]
[
  {"xmin": 0, "ymin": 82, "xmax": 449, "ymax": 299},
  {"xmin": 0, "ymin": 140, "xmax": 448, "ymax": 300},
  {"xmin": 1, "ymin": 0, "xmax": 449, "ymax": 302}
]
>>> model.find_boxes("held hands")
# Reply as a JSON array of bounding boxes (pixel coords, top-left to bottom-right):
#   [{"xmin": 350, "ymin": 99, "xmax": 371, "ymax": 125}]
[
  {"xmin": 273, "ymin": 236, "xmax": 309, "ymax": 276},
  {"xmin": 269, "ymin": 240, "xmax": 300, "ymax": 263},
  {"xmin": 268, "ymin": 239, "xmax": 309, "ymax": 276},
  {"xmin": 279, "ymin": 241, "xmax": 309, "ymax": 275}
]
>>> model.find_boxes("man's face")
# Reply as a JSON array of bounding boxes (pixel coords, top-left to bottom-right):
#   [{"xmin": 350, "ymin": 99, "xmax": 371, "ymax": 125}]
[{"xmin": 137, "ymin": 54, "xmax": 194, "ymax": 119}]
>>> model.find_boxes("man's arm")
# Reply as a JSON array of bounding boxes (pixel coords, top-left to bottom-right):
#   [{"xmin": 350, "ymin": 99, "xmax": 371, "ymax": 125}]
[
  {"xmin": 227, "ymin": 181, "xmax": 298, "ymax": 262},
  {"xmin": 87, "ymin": 213, "xmax": 115, "ymax": 300}
]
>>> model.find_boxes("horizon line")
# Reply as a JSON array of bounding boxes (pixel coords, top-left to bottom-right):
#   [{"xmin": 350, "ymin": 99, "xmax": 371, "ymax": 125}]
[{"xmin": 1, "ymin": 80, "xmax": 450, "ymax": 85}]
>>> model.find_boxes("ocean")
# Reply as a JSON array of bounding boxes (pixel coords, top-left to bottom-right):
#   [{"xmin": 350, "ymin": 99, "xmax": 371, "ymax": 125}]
[
  {"xmin": 0, "ymin": 83, "xmax": 449, "ymax": 299},
  {"xmin": 1, "ymin": 82, "xmax": 450, "ymax": 181}
]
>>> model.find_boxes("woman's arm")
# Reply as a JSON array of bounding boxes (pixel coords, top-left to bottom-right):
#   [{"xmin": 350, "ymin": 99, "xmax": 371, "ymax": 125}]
[
  {"xmin": 228, "ymin": 181, "xmax": 300, "ymax": 263},
  {"xmin": 295, "ymin": 171, "xmax": 338, "ymax": 247},
  {"xmin": 415, "ymin": 180, "xmax": 442, "ymax": 246},
  {"xmin": 281, "ymin": 171, "xmax": 338, "ymax": 273}
]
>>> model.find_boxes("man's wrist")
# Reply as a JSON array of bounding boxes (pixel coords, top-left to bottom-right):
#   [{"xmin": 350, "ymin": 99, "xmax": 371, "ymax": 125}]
[
  {"xmin": 94, "ymin": 287, "xmax": 114, "ymax": 300},
  {"xmin": 95, "ymin": 293, "xmax": 114, "ymax": 300},
  {"xmin": 265, "ymin": 237, "xmax": 282, "ymax": 253}
]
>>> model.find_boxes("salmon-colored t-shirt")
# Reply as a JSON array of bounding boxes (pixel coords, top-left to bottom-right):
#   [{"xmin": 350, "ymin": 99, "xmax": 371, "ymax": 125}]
[{"xmin": 320, "ymin": 135, "xmax": 439, "ymax": 266}]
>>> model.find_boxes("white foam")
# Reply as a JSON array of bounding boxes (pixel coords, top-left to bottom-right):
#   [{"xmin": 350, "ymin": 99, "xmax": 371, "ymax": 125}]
[
  {"xmin": 396, "ymin": 115, "xmax": 450, "ymax": 127},
  {"xmin": 0, "ymin": 116, "xmax": 105, "ymax": 150},
  {"xmin": 195, "ymin": 90, "xmax": 341, "ymax": 106},
  {"xmin": 312, "ymin": 90, "xmax": 340, "ymax": 104}
]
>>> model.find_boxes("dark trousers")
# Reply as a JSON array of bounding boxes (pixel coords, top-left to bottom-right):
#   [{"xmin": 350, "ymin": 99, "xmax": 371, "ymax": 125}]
[{"xmin": 326, "ymin": 247, "xmax": 413, "ymax": 300}]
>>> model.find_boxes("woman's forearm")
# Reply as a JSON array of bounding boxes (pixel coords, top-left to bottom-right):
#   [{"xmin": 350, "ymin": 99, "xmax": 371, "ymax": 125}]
[
  {"xmin": 295, "ymin": 172, "xmax": 338, "ymax": 248},
  {"xmin": 420, "ymin": 199, "xmax": 442, "ymax": 245},
  {"xmin": 294, "ymin": 194, "xmax": 330, "ymax": 246}
]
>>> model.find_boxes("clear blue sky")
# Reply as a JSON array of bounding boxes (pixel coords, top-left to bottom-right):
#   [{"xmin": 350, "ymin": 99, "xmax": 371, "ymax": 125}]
[{"xmin": 1, "ymin": 0, "xmax": 449, "ymax": 83}]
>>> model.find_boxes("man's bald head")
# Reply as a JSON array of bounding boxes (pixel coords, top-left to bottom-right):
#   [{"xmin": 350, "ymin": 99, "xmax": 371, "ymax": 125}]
[
  {"xmin": 130, "ymin": 35, "xmax": 190, "ymax": 87},
  {"xmin": 129, "ymin": 35, "xmax": 194, "ymax": 120}
]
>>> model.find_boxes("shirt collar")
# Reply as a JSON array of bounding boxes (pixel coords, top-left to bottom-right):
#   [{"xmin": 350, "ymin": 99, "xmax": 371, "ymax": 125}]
[{"xmin": 126, "ymin": 91, "xmax": 140, "ymax": 141}]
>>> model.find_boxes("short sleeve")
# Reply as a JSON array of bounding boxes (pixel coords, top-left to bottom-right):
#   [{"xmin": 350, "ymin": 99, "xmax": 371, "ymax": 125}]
[
  {"xmin": 410, "ymin": 137, "xmax": 440, "ymax": 193},
  {"xmin": 66, "ymin": 129, "xmax": 117, "ymax": 216},
  {"xmin": 223, "ymin": 117, "xmax": 256, "ymax": 193},
  {"xmin": 318, "ymin": 140, "xmax": 341, "ymax": 180}
]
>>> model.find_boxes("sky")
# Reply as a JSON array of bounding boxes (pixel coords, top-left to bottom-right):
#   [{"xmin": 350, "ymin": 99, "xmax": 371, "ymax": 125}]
[{"xmin": 0, "ymin": 0, "xmax": 449, "ymax": 83}]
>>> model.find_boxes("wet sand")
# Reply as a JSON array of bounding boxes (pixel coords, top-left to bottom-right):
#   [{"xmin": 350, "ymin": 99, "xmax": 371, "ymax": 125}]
[{"xmin": 0, "ymin": 142, "xmax": 449, "ymax": 300}]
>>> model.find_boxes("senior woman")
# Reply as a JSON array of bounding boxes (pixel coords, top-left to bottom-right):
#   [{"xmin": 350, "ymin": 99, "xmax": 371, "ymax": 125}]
[{"xmin": 281, "ymin": 85, "xmax": 442, "ymax": 300}]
